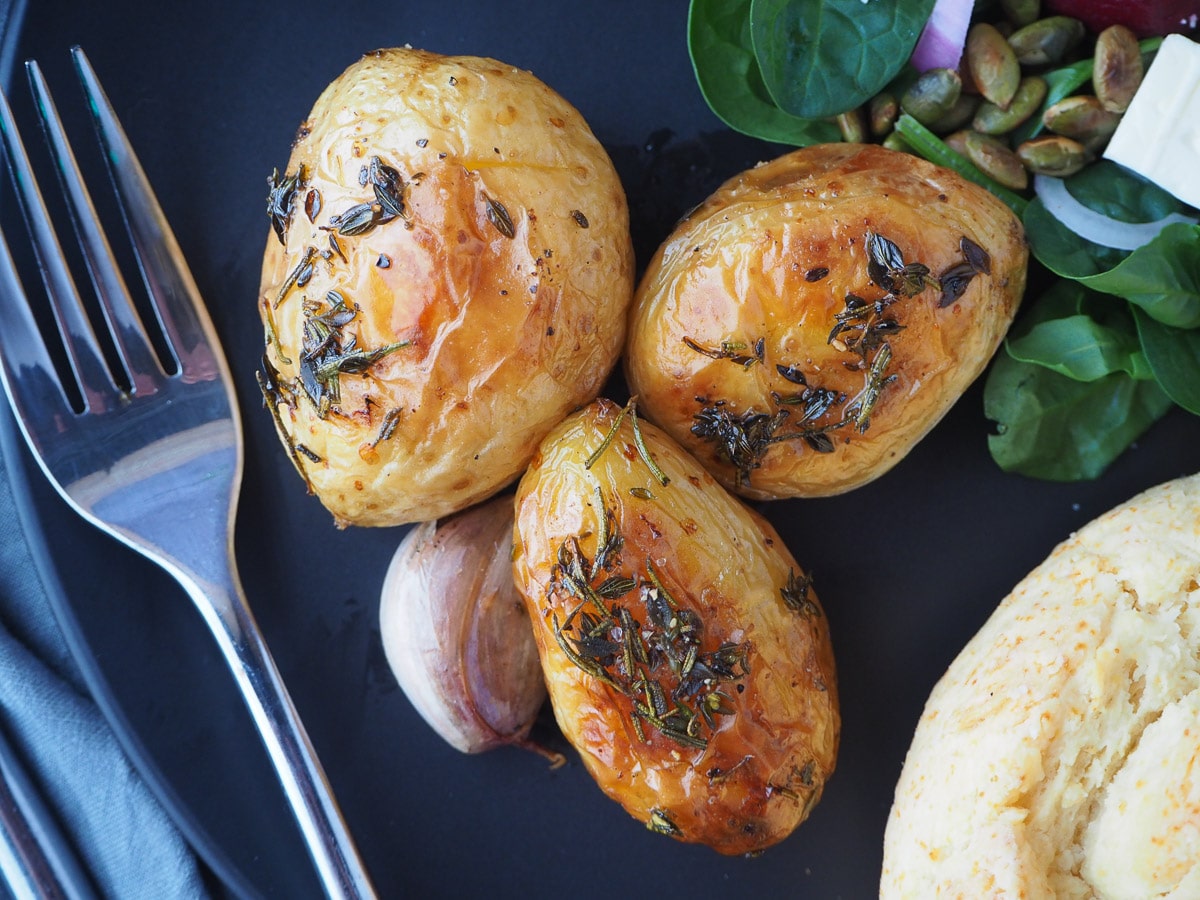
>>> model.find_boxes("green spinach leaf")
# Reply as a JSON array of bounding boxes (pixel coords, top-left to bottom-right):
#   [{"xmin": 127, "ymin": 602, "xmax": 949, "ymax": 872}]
[
  {"xmin": 1007, "ymin": 314, "xmax": 1153, "ymax": 382},
  {"xmin": 748, "ymin": 0, "xmax": 935, "ymax": 120},
  {"xmin": 687, "ymin": 0, "xmax": 840, "ymax": 145},
  {"xmin": 1134, "ymin": 307, "xmax": 1200, "ymax": 414},
  {"xmin": 1078, "ymin": 223, "xmax": 1200, "ymax": 328},
  {"xmin": 1023, "ymin": 199, "xmax": 1129, "ymax": 278},
  {"xmin": 985, "ymin": 351, "xmax": 1173, "ymax": 481}
]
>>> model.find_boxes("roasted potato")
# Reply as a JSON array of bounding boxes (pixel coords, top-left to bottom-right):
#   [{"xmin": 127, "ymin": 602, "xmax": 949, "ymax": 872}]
[
  {"xmin": 625, "ymin": 143, "xmax": 1027, "ymax": 499},
  {"xmin": 258, "ymin": 48, "xmax": 634, "ymax": 526},
  {"xmin": 512, "ymin": 398, "xmax": 840, "ymax": 855}
]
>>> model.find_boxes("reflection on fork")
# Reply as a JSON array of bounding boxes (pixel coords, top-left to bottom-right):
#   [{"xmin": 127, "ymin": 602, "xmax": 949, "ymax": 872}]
[{"xmin": 0, "ymin": 46, "xmax": 376, "ymax": 899}]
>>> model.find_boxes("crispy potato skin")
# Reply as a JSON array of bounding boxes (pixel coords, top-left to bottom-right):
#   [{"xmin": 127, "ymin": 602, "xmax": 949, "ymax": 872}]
[
  {"xmin": 259, "ymin": 48, "xmax": 633, "ymax": 526},
  {"xmin": 512, "ymin": 399, "xmax": 840, "ymax": 855},
  {"xmin": 625, "ymin": 143, "xmax": 1026, "ymax": 499}
]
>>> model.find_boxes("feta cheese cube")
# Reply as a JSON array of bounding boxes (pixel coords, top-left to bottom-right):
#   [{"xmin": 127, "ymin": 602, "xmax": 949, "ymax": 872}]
[{"xmin": 1104, "ymin": 34, "xmax": 1200, "ymax": 210}]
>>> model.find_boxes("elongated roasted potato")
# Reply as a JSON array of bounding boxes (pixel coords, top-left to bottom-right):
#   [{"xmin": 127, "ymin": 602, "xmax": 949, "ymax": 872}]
[
  {"xmin": 258, "ymin": 48, "xmax": 633, "ymax": 526},
  {"xmin": 625, "ymin": 143, "xmax": 1026, "ymax": 499},
  {"xmin": 512, "ymin": 398, "xmax": 840, "ymax": 855}
]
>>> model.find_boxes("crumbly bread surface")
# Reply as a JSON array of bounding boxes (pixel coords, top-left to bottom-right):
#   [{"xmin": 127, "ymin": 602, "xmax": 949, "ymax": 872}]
[{"xmin": 881, "ymin": 473, "xmax": 1200, "ymax": 899}]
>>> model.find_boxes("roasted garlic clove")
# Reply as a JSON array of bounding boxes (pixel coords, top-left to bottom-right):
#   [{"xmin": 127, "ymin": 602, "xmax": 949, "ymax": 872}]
[{"xmin": 380, "ymin": 495, "xmax": 553, "ymax": 758}]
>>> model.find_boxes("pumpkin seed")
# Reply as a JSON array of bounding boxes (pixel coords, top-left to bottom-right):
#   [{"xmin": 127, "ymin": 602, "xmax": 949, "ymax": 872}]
[
  {"xmin": 943, "ymin": 130, "xmax": 972, "ymax": 159},
  {"xmin": 1008, "ymin": 16, "xmax": 1086, "ymax": 67},
  {"xmin": 967, "ymin": 23, "xmax": 1021, "ymax": 109},
  {"xmin": 1016, "ymin": 135, "xmax": 1091, "ymax": 176},
  {"xmin": 928, "ymin": 94, "xmax": 980, "ymax": 134},
  {"xmin": 964, "ymin": 130, "xmax": 1029, "ymax": 190},
  {"xmin": 973, "ymin": 76, "xmax": 1047, "ymax": 134},
  {"xmin": 869, "ymin": 92, "xmax": 899, "ymax": 138},
  {"xmin": 1042, "ymin": 95, "xmax": 1122, "ymax": 151},
  {"xmin": 837, "ymin": 107, "xmax": 867, "ymax": 143},
  {"xmin": 900, "ymin": 68, "xmax": 963, "ymax": 127},
  {"xmin": 1093, "ymin": 24, "xmax": 1143, "ymax": 113},
  {"xmin": 999, "ymin": 0, "xmax": 1040, "ymax": 27}
]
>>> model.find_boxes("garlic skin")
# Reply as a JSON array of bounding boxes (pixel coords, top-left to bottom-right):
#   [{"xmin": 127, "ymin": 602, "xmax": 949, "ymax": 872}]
[{"xmin": 380, "ymin": 495, "xmax": 546, "ymax": 754}]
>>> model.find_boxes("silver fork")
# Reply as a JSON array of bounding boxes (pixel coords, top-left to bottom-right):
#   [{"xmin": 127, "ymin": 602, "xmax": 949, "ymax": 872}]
[{"xmin": 0, "ymin": 47, "xmax": 376, "ymax": 899}]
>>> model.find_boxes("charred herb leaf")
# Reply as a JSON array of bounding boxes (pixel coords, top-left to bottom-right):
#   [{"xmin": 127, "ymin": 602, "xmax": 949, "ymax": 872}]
[
  {"xmin": 866, "ymin": 231, "xmax": 933, "ymax": 297},
  {"xmin": 325, "ymin": 156, "xmax": 408, "ymax": 239},
  {"xmin": 780, "ymin": 567, "xmax": 820, "ymax": 618},
  {"xmin": 683, "ymin": 335, "xmax": 765, "ymax": 367},
  {"xmin": 267, "ymin": 166, "xmax": 303, "ymax": 245},
  {"xmin": 297, "ymin": 290, "xmax": 408, "ymax": 416},
  {"xmin": 484, "ymin": 193, "xmax": 516, "ymax": 238},
  {"xmin": 691, "ymin": 402, "xmax": 789, "ymax": 487},
  {"xmin": 549, "ymin": 517, "xmax": 749, "ymax": 752}
]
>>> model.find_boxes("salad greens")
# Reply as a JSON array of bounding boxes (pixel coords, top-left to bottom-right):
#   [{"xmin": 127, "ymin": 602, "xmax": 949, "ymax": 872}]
[
  {"xmin": 989, "ymin": 170, "xmax": 1200, "ymax": 479},
  {"xmin": 685, "ymin": 0, "xmax": 1200, "ymax": 482},
  {"xmin": 747, "ymin": 0, "xmax": 935, "ymax": 119},
  {"xmin": 687, "ymin": 0, "xmax": 841, "ymax": 145}
]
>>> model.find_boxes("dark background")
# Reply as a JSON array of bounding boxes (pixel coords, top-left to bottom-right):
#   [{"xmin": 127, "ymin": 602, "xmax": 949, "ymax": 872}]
[{"xmin": 5, "ymin": 1, "xmax": 1199, "ymax": 897}]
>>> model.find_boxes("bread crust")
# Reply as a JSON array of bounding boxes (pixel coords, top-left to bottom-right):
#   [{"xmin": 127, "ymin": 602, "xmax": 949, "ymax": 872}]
[{"xmin": 881, "ymin": 473, "xmax": 1200, "ymax": 898}]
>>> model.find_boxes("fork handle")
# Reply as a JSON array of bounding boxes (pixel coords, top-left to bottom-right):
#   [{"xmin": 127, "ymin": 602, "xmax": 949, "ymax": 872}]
[{"xmin": 180, "ymin": 565, "xmax": 377, "ymax": 900}]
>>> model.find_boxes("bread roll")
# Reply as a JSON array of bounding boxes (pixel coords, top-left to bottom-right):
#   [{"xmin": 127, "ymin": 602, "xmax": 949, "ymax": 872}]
[
  {"xmin": 881, "ymin": 473, "xmax": 1200, "ymax": 898},
  {"xmin": 625, "ymin": 143, "xmax": 1026, "ymax": 499},
  {"xmin": 257, "ymin": 48, "xmax": 633, "ymax": 526}
]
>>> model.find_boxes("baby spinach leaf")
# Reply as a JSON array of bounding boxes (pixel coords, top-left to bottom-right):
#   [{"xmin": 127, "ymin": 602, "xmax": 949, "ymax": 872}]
[
  {"xmin": 1006, "ymin": 314, "xmax": 1153, "ymax": 382},
  {"xmin": 1065, "ymin": 161, "xmax": 1184, "ymax": 224},
  {"xmin": 1023, "ymin": 163, "xmax": 1187, "ymax": 279},
  {"xmin": 1009, "ymin": 279, "xmax": 1088, "ymax": 338},
  {"xmin": 1023, "ymin": 200, "xmax": 1128, "ymax": 278},
  {"xmin": 1077, "ymin": 223, "xmax": 1200, "ymax": 328},
  {"xmin": 687, "ymin": 0, "xmax": 840, "ymax": 145},
  {"xmin": 1134, "ymin": 307, "xmax": 1200, "ymax": 415},
  {"xmin": 985, "ymin": 352, "xmax": 1173, "ymax": 481},
  {"xmin": 748, "ymin": 0, "xmax": 935, "ymax": 120}
]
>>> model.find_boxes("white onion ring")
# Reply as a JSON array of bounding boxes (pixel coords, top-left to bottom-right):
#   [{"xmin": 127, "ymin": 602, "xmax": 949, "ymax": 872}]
[{"xmin": 1034, "ymin": 173, "xmax": 1199, "ymax": 251}]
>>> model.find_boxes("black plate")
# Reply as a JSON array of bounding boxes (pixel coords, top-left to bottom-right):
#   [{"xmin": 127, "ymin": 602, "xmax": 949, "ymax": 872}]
[{"xmin": 5, "ymin": 3, "xmax": 1200, "ymax": 898}]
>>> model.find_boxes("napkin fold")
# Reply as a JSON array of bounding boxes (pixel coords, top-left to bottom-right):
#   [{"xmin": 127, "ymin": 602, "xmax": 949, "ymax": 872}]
[{"xmin": 0, "ymin": 0, "xmax": 211, "ymax": 894}]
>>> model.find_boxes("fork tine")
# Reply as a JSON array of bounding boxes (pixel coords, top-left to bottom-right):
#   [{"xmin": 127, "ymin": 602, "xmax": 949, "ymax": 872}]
[
  {"xmin": 71, "ymin": 47, "xmax": 224, "ymax": 384},
  {"xmin": 27, "ymin": 60, "xmax": 165, "ymax": 396},
  {"xmin": 0, "ymin": 224, "xmax": 75, "ymax": 430},
  {"xmin": 0, "ymin": 76, "xmax": 116, "ymax": 413}
]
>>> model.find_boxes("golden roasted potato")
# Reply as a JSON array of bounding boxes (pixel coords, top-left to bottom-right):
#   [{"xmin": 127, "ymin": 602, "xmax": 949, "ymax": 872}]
[
  {"xmin": 625, "ymin": 143, "xmax": 1027, "ymax": 499},
  {"xmin": 512, "ymin": 398, "xmax": 840, "ymax": 855},
  {"xmin": 258, "ymin": 48, "xmax": 634, "ymax": 526}
]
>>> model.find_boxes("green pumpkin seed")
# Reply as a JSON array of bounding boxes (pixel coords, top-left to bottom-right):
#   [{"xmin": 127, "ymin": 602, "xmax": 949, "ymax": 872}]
[
  {"xmin": 1008, "ymin": 16, "xmax": 1086, "ymax": 66},
  {"xmin": 999, "ymin": 0, "xmax": 1040, "ymax": 27},
  {"xmin": 1016, "ymin": 135, "xmax": 1091, "ymax": 176},
  {"xmin": 967, "ymin": 23, "xmax": 1021, "ymax": 109},
  {"xmin": 943, "ymin": 130, "xmax": 972, "ymax": 159},
  {"xmin": 837, "ymin": 107, "xmax": 867, "ymax": 143},
  {"xmin": 965, "ymin": 130, "xmax": 1029, "ymax": 189},
  {"xmin": 928, "ymin": 94, "xmax": 980, "ymax": 134},
  {"xmin": 869, "ymin": 92, "xmax": 899, "ymax": 138},
  {"xmin": 900, "ymin": 68, "xmax": 963, "ymax": 126},
  {"xmin": 1094, "ymin": 24, "xmax": 1143, "ymax": 113},
  {"xmin": 973, "ymin": 76, "xmax": 1047, "ymax": 134},
  {"xmin": 1042, "ymin": 95, "xmax": 1122, "ymax": 151}
]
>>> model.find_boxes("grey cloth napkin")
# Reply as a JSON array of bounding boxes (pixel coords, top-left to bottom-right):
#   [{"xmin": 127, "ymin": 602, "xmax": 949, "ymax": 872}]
[
  {"xmin": 0, "ymin": 408, "xmax": 210, "ymax": 899},
  {"xmin": 0, "ymin": 0, "xmax": 209, "ymax": 895}
]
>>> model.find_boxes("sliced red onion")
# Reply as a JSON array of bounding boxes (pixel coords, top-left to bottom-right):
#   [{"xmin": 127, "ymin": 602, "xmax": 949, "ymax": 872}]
[
  {"xmin": 911, "ymin": 0, "xmax": 976, "ymax": 72},
  {"xmin": 1034, "ymin": 174, "xmax": 1199, "ymax": 251}
]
